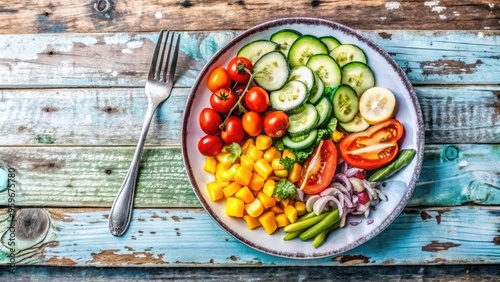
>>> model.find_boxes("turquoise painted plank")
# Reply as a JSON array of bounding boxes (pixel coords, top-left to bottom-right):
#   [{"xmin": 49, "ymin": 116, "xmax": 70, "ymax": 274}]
[
  {"xmin": 0, "ymin": 31, "xmax": 498, "ymax": 88},
  {"xmin": 0, "ymin": 145, "xmax": 498, "ymax": 207},
  {"xmin": 0, "ymin": 86, "xmax": 498, "ymax": 146},
  {"xmin": 0, "ymin": 207, "xmax": 498, "ymax": 266}
]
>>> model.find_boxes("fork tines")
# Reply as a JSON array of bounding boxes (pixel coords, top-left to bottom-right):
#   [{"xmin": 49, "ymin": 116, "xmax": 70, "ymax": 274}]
[{"xmin": 149, "ymin": 30, "xmax": 180, "ymax": 82}]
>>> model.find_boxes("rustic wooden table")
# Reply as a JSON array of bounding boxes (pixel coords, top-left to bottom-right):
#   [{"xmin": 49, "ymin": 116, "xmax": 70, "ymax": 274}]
[{"xmin": 0, "ymin": 0, "xmax": 499, "ymax": 281}]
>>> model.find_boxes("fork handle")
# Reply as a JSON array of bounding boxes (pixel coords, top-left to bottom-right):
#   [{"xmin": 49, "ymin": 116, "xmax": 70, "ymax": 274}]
[{"xmin": 108, "ymin": 103, "xmax": 157, "ymax": 236}]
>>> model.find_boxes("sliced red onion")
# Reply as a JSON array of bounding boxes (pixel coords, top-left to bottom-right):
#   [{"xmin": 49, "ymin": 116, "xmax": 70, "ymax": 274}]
[
  {"xmin": 356, "ymin": 201, "xmax": 370, "ymax": 213},
  {"xmin": 320, "ymin": 187, "xmax": 336, "ymax": 197},
  {"xmin": 340, "ymin": 215, "xmax": 347, "ymax": 228},
  {"xmin": 343, "ymin": 194, "xmax": 354, "ymax": 209},
  {"xmin": 295, "ymin": 188, "xmax": 305, "ymax": 202},
  {"xmin": 351, "ymin": 195, "xmax": 359, "ymax": 206},
  {"xmin": 349, "ymin": 221, "xmax": 362, "ymax": 226},
  {"xmin": 362, "ymin": 179, "xmax": 378, "ymax": 199},
  {"xmin": 313, "ymin": 196, "xmax": 332, "ymax": 215},
  {"xmin": 305, "ymin": 195, "xmax": 321, "ymax": 212},
  {"xmin": 330, "ymin": 182, "xmax": 350, "ymax": 195},
  {"xmin": 349, "ymin": 177, "xmax": 365, "ymax": 193},
  {"xmin": 345, "ymin": 167, "xmax": 360, "ymax": 178},
  {"xmin": 376, "ymin": 189, "xmax": 388, "ymax": 202},
  {"xmin": 367, "ymin": 219, "xmax": 374, "ymax": 225},
  {"xmin": 364, "ymin": 208, "xmax": 370, "ymax": 218},
  {"xmin": 341, "ymin": 161, "xmax": 349, "ymax": 173},
  {"xmin": 335, "ymin": 174, "xmax": 352, "ymax": 192}
]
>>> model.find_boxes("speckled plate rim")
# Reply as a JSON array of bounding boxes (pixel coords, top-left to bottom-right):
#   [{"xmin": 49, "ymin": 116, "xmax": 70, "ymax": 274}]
[{"xmin": 182, "ymin": 17, "xmax": 425, "ymax": 259}]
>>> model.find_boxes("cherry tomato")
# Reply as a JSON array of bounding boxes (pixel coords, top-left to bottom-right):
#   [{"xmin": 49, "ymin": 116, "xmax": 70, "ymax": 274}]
[
  {"xmin": 210, "ymin": 88, "xmax": 238, "ymax": 114},
  {"xmin": 263, "ymin": 111, "xmax": 289, "ymax": 138},
  {"xmin": 207, "ymin": 67, "xmax": 231, "ymax": 92},
  {"xmin": 299, "ymin": 140, "xmax": 338, "ymax": 195},
  {"xmin": 242, "ymin": 111, "xmax": 263, "ymax": 137},
  {"xmin": 220, "ymin": 116, "xmax": 245, "ymax": 144},
  {"xmin": 227, "ymin": 57, "xmax": 252, "ymax": 83},
  {"xmin": 198, "ymin": 135, "xmax": 223, "ymax": 156},
  {"xmin": 199, "ymin": 108, "xmax": 222, "ymax": 135},
  {"xmin": 339, "ymin": 119, "xmax": 404, "ymax": 170},
  {"xmin": 244, "ymin": 86, "xmax": 269, "ymax": 113}
]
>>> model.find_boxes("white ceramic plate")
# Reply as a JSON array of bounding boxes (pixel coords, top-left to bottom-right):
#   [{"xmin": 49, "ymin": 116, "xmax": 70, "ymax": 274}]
[{"xmin": 182, "ymin": 18, "xmax": 424, "ymax": 258}]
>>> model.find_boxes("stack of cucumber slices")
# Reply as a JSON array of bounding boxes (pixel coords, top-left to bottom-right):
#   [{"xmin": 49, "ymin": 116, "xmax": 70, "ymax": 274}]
[{"xmin": 237, "ymin": 29, "xmax": 396, "ymax": 151}]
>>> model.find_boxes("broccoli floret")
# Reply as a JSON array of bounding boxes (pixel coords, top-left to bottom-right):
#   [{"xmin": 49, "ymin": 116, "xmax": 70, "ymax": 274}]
[
  {"xmin": 279, "ymin": 156, "xmax": 295, "ymax": 171},
  {"xmin": 273, "ymin": 179, "xmax": 297, "ymax": 200}
]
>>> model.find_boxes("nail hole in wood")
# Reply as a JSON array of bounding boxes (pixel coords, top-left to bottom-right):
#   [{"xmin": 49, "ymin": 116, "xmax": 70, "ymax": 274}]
[
  {"xmin": 44, "ymin": 12, "xmax": 50, "ymax": 17},
  {"xmin": 105, "ymin": 169, "xmax": 112, "ymax": 175},
  {"xmin": 311, "ymin": 0, "xmax": 320, "ymax": 7},
  {"xmin": 48, "ymin": 51, "xmax": 55, "ymax": 55},
  {"xmin": 49, "ymin": 163, "xmax": 55, "ymax": 168},
  {"xmin": 94, "ymin": 0, "xmax": 111, "ymax": 12}
]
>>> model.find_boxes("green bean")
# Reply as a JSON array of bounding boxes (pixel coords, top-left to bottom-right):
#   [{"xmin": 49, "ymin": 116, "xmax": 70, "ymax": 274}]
[
  {"xmin": 312, "ymin": 221, "xmax": 340, "ymax": 248},
  {"xmin": 283, "ymin": 212, "xmax": 318, "ymax": 240},
  {"xmin": 283, "ymin": 213, "xmax": 328, "ymax": 233},
  {"xmin": 299, "ymin": 209, "xmax": 340, "ymax": 241},
  {"xmin": 368, "ymin": 149, "xmax": 416, "ymax": 182}
]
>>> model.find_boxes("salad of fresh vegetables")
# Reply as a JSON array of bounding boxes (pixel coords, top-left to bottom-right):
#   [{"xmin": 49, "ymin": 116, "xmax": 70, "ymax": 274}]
[{"xmin": 197, "ymin": 29, "xmax": 416, "ymax": 248}]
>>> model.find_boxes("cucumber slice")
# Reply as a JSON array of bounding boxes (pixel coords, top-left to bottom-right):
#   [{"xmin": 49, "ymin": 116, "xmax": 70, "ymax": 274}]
[
  {"xmin": 320, "ymin": 36, "xmax": 341, "ymax": 52},
  {"xmin": 269, "ymin": 80, "xmax": 309, "ymax": 112},
  {"xmin": 287, "ymin": 103, "xmax": 318, "ymax": 136},
  {"xmin": 339, "ymin": 112, "xmax": 370, "ymax": 133},
  {"xmin": 270, "ymin": 29, "xmax": 301, "ymax": 57},
  {"xmin": 315, "ymin": 97, "xmax": 332, "ymax": 127},
  {"xmin": 341, "ymin": 62, "xmax": 375, "ymax": 96},
  {"xmin": 237, "ymin": 40, "xmax": 278, "ymax": 65},
  {"xmin": 283, "ymin": 129, "xmax": 318, "ymax": 150},
  {"xmin": 330, "ymin": 44, "xmax": 367, "ymax": 67},
  {"xmin": 288, "ymin": 35, "xmax": 328, "ymax": 67},
  {"xmin": 359, "ymin": 86, "xmax": 396, "ymax": 124},
  {"xmin": 253, "ymin": 51, "xmax": 290, "ymax": 91},
  {"xmin": 308, "ymin": 71, "xmax": 324, "ymax": 104},
  {"xmin": 331, "ymin": 84, "xmax": 359, "ymax": 123},
  {"xmin": 289, "ymin": 66, "xmax": 315, "ymax": 91},
  {"xmin": 306, "ymin": 53, "xmax": 342, "ymax": 88}
]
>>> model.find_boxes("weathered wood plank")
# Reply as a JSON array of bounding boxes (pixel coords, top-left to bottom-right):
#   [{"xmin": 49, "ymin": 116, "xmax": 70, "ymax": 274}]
[
  {"xmin": 0, "ymin": 145, "xmax": 498, "ymax": 207},
  {"xmin": 2, "ymin": 265, "xmax": 500, "ymax": 282},
  {"xmin": 0, "ymin": 31, "xmax": 498, "ymax": 88},
  {"xmin": 0, "ymin": 86, "xmax": 498, "ymax": 145},
  {"xmin": 0, "ymin": 207, "xmax": 498, "ymax": 266},
  {"xmin": 0, "ymin": 0, "xmax": 497, "ymax": 33}
]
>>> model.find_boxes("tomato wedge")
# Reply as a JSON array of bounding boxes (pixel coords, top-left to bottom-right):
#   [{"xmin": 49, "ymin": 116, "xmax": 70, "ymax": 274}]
[
  {"xmin": 339, "ymin": 119, "xmax": 404, "ymax": 170},
  {"xmin": 299, "ymin": 140, "xmax": 338, "ymax": 195}
]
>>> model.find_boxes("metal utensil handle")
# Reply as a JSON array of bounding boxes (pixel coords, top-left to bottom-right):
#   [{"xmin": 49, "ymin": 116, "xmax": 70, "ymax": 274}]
[{"xmin": 108, "ymin": 103, "xmax": 156, "ymax": 236}]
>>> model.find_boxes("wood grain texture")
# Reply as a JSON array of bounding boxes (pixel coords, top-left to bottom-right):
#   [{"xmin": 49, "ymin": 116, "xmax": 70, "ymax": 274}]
[
  {"xmin": 0, "ymin": 86, "xmax": 498, "ymax": 146},
  {"xmin": 2, "ymin": 265, "xmax": 500, "ymax": 282},
  {"xmin": 0, "ymin": 31, "xmax": 498, "ymax": 88},
  {"xmin": 0, "ymin": 145, "xmax": 498, "ymax": 207},
  {"xmin": 0, "ymin": 207, "xmax": 498, "ymax": 266},
  {"xmin": 0, "ymin": 0, "xmax": 498, "ymax": 34}
]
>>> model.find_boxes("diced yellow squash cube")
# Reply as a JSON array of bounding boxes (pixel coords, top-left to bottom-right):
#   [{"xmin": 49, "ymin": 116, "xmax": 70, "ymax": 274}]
[
  {"xmin": 246, "ymin": 145, "xmax": 263, "ymax": 161},
  {"xmin": 240, "ymin": 154, "xmax": 254, "ymax": 171},
  {"xmin": 216, "ymin": 151, "xmax": 233, "ymax": 165},
  {"xmin": 294, "ymin": 201, "xmax": 307, "ymax": 216},
  {"xmin": 243, "ymin": 215, "xmax": 261, "ymax": 229},
  {"xmin": 332, "ymin": 130, "xmax": 345, "ymax": 143},
  {"xmin": 206, "ymin": 181, "xmax": 224, "ymax": 202},
  {"xmin": 284, "ymin": 205, "xmax": 298, "ymax": 223},
  {"xmin": 255, "ymin": 135, "xmax": 273, "ymax": 150},
  {"xmin": 245, "ymin": 198, "xmax": 264, "ymax": 218},
  {"xmin": 222, "ymin": 182, "xmax": 242, "ymax": 198},
  {"xmin": 271, "ymin": 158, "xmax": 285, "ymax": 170},
  {"xmin": 275, "ymin": 213, "xmax": 290, "ymax": 228},
  {"xmin": 203, "ymin": 157, "xmax": 218, "ymax": 174},
  {"xmin": 248, "ymin": 173, "xmax": 265, "ymax": 191},
  {"xmin": 263, "ymin": 147, "xmax": 280, "ymax": 163},
  {"xmin": 271, "ymin": 205, "xmax": 284, "ymax": 214},
  {"xmin": 221, "ymin": 164, "xmax": 240, "ymax": 182},
  {"xmin": 241, "ymin": 138, "xmax": 255, "ymax": 154},
  {"xmin": 262, "ymin": 179, "xmax": 276, "ymax": 198},
  {"xmin": 257, "ymin": 192, "xmax": 276, "ymax": 209},
  {"xmin": 254, "ymin": 159, "xmax": 273, "ymax": 180},
  {"xmin": 282, "ymin": 149, "xmax": 296, "ymax": 161},
  {"xmin": 234, "ymin": 166, "xmax": 253, "ymax": 186},
  {"xmin": 259, "ymin": 211, "xmax": 277, "ymax": 234},
  {"xmin": 226, "ymin": 197, "xmax": 244, "ymax": 217},
  {"xmin": 274, "ymin": 169, "xmax": 288, "ymax": 178},
  {"xmin": 287, "ymin": 162, "xmax": 302, "ymax": 183},
  {"xmin": 235, "ymin": 186, "xmax": 255, "ymax": 204}
]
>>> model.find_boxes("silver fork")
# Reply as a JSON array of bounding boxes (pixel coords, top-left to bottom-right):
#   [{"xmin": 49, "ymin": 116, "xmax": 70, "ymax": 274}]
[{"xmin": 109, "ymin": 30, "xmax": 180, "ymax": 236}]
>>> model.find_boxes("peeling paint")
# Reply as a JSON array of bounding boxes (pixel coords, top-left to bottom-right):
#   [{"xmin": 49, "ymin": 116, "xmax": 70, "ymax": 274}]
[
  {"xmin": 420, "ymin": 59, "xmax": 483, "ymax": 75},
  {"xmin": 422, "ymin": 241, "xmax": 460, "ymax": 252},
  {"xmin": 385, "ymin": 1, "xmax": 401, "ymax": 10},
  {"xmin": 333, "ymin": 255, "xmax": 370, "ymax": 265}
]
